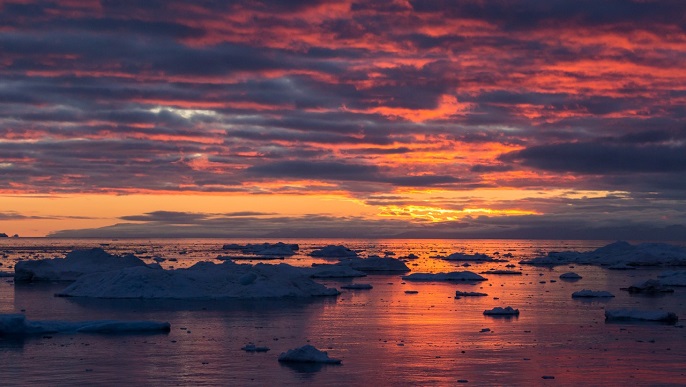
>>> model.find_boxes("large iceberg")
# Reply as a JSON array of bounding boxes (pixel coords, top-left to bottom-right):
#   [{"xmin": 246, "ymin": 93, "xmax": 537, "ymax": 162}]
[
  {"xmin": 14, "ymin": 248, "xmax": 146, "ymax": 282},
  {"xmin": 402, "ymin": 271, "xmax": 487, "ymax": 282},
  {"xmin": 0, "ymin": 314, "xmax": 170, "ymax": 335},
  {"xmin": 278, "ymin": 345, "xmax": 341, "ymax": 364},
  {"xmin": 605, "ymin": 309, "xmax": 678, "ymax": 323},
  {"xmin": 55, "ymin": 260, "xmax": 340, "ymax": 299},
  {"xmin": 222, "ymin": 242, "xmax": 299, "ymax": 257},
  {"xmin": 309, "ymin": 245, "xmax": 358, "ymax": 259},
  {"xmin": 520, "ymin": 241, "xmax": 686, "ymax": 268}
]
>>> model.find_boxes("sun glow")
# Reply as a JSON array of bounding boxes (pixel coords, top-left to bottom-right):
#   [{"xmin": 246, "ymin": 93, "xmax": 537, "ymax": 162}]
[{"xmin": 377, "ymin": 205, "xmax": 539, "ymax": 222}]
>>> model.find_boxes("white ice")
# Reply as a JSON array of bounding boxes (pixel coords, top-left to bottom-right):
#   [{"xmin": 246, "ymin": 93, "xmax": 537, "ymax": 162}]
[{"xmin": 309, "ymin": 245, "xmax": 358, "ymax": 258}]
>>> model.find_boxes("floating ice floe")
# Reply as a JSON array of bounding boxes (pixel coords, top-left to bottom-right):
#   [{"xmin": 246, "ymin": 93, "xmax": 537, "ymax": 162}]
[
  {"xmin": 241, "ymin": 343, "xmax": 270, "ymax": 352},
  {"xmin": 559, "ymin": 272, "xmax": 583, "ymax": 280},
  {"xmin": 571, "ymin": 290, "xmax": 615, "ymax": 298},
  {"xmin": 483, "ymin": 306, "xmax": 519, "ymax": 316},
  {"xmin": 443, "ymin": 252, "xmax": 494, "ymax": 262},
  {"xmin": 341, "ymin": 283, "xmax": 373, "ymax": 290},
  {"xmin": 455, "ymin": 291, "xmax": 488, "ymax": 297},
  {"xmin": 604, "ymin": 309, "xmax": 678, "ymax": 323},
  {"xmin": 402, "ymin": 271, "xmax": 487, "ymax": 282},
  {"xmin": 278, "ymin": 345, "xmax": 341, "ymax": 364},
  {"xmin": 0, "ymin": 314, "xmax": 170, "ymax": 335},
  {"xmin": 14, "ymin": 248, "xmax": 147, "ymax": 282},
  {"xmin": 621, "ymin": 279, "xmax": 674, "ymax": 294},
  {"xmin": 657, "ymin": 271, "xmax": 686, "ymax": 286},
  {"xmin": 221, "ymin": 242, "xmax": 299, "ymax": 257},
  {"xmin": 307, "ymin": 264, "xmax": 367, "ymax": 278},
  {"xmin": 480, "ymin": 270, "xmax": 522, "ymax": 275},
  {"xmin": 309, "ymin": 245, "xmax": 358, "ymax": 259},
  {"xmin": 520, "ymin": 241, "xmax": 686, "ymax": 268},
  {"xmin": 338, "ymin": 256, "xmax": 410, "ymax": 272},
  {"xmin": 55, "ymin": 260, "xmax": 340, "ymax": 299}
]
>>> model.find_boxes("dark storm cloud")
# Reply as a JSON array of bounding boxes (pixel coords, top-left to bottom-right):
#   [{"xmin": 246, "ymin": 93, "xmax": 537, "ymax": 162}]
[{"xmin": 502, "ymin": 142, "xmax": 686, "ymax": 174}]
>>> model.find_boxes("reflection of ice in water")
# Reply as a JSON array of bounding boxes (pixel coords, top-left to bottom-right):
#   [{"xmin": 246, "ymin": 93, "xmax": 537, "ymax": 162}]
[{"xmin": 0, "ymin": 238, "xmax": 683, "ymax": 385}]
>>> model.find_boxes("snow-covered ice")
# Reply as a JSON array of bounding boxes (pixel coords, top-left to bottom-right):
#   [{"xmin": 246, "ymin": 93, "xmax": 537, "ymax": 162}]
[
  {"xmin": 0, "ymin": 314, "xmax": 170, "ymax": 335},
  {"xmin": 14, "ymin": 248, "xmax": 147, "ymax": 282},
  {"xmin": 309, "ymin": 245, "xmax": 358, "ymax": 258},
  {"xmin": 483, "ymin": 306, "xmax": 520, "ymax": 316},
  {"xmin": 402, "ymin": 271, "xmax": 487, "ymax": 282},
  {"xmin": 520, "ymin": 241, "xmax": 686, "ymax": 268},
  {"xmin": 55, "ymin": 260, "xmax": 340, "ymax": 299},
  {"xmin": 604, "ymin": 309, "xmax": 678, "ymax": 323},
  {"xmin": 571, "ymin": 290, "xmax": 615, "ymax": 298},
  {"xmin": 278, "ymin": 345, "xmax": 341, "ymax": 364}
]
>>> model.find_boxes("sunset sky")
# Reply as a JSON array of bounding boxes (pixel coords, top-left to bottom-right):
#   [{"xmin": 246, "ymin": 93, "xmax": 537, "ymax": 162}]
[{"xmin": 1, "ymin": 0, "xmax": 685, "ymax": 239}]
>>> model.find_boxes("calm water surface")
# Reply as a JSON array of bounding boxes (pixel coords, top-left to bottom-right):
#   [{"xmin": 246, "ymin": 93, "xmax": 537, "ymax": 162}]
[{"xmin": 0, "ymin": 239, "xmax": 684, "ymax": 386}]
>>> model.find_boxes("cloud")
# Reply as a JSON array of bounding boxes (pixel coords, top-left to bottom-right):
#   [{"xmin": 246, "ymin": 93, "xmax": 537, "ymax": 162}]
[{"xmin": 502, "ymin": 142, "xmax": 686, "ymax": 174}]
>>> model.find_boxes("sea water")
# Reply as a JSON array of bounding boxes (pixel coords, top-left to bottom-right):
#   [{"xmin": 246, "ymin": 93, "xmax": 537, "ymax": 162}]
[{"xmin": 0, "ymin": 238, "xmax": 684, "ymax": 385}]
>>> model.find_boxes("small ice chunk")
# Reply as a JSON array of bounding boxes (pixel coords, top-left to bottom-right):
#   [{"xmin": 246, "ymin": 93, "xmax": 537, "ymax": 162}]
[
  {"xmin": 241, "ymin": 343, "xmax": 270, "ymax": 352},
  {"xmin": 307, "ymin": 265, "xmax": 367, "ymax": 278},
  {"xmin": 278, "ymin": 345, "xmax": 341, "ymax": 364},
  {"xmin": 605, "ymin": 309, "xmax": 678, "ymax": 323},
  {"xmin": 572, "ymin": 290, "xmax": 615, "ymax": 298},
  {"xmin": 339, "ymin": 256, "xmax": 410, "ymax": 272},
  {"xmin": 455, "ymin": 291, "xmax": 488, "ymax": 297},
  {"xmin": 559, "ymin": 272, "xmax": 582, "ymax": 279},
  {"xmin": 480, "ymin": 270, "xmax": 521, "ymax": 275},
  {"xmin": 483, "ymin": 306, "xmax": 519, "ymax": 316}
]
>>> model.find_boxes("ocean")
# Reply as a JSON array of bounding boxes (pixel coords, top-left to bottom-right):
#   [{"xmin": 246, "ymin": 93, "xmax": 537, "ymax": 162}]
[{"xmin": 0, "ymin": 238, "xmax": 684, "ymax": 385}]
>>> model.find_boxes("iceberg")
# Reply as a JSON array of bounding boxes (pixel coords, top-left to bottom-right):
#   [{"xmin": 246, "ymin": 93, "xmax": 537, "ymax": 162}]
[
  {"xmin": 657, "ymin": 271, "xmax": 686, "ymax": 286},
  {"xmin": 14, "ymin": 248, "xmax": 147, "ymax": 282},
  {"xmin": 402, "ymin": 271, "xmax": 487, "ymax": 282},
  {"xmin": 309, "ymin": 245, "xmax": 358, "ymax": 259},
  {"xmin": 622, "ymin": 279, "xmax": 674, "ymax": 294},
  {"xmin": 55, "ymin": 260, "xmax": 340, "ymax": 299},
  {"xmin": 222, "ymin": 242, "xmax": 299, "ymax": 257},
  {"xmin": 520, "ymin": 241, "xmax": 686, "ymax": 268},
  {"xmin": 307, "ymin": 264, "xmax": 367, "ymax": 278},
  {"xmin": 278, "ymin": 345, "xmax": 341, "ymax": 364},
  {"xmin": 483, "ymin": 306, "xmax": 520, "ymax": 316},
  {"xmin": 605, "ymin": 309, "xmax": 678, "ymax": 323},
  {"xmin": 0, "ymin": 314, "xmax": 170, "ymax": 335},
  {"xmin": 341, "ymin": 283, "xmax": 373, "ymax": 290}
]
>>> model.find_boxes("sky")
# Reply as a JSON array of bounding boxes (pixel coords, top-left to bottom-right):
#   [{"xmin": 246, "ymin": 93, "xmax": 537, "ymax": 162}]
[{"xmin": 1, "ymin": 0, "xmax": 685, "ymax": 239}]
